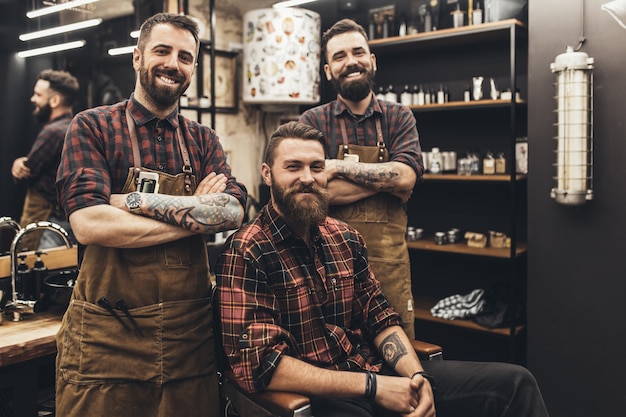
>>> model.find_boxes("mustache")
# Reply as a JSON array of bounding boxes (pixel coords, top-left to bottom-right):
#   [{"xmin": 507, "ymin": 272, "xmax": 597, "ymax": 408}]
[
  {"xmin": 286, "ymin": 182, "xmax": 328, "ymax": 197},
  {"xmin": 341, "ymin": 64, "xmax": 366, "ymax": 78}
]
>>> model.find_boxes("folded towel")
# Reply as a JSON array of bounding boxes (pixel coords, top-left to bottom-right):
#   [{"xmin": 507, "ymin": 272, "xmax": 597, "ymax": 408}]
[{"xmin": 430, "ymin": 289, "xmax": 486, "ymax": 320}]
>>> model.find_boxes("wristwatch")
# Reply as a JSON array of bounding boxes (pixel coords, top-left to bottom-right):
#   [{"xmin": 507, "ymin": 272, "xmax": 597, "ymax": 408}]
[{"xmin": 126, "ymin": 191, "xmax": 142, "ymax": 213}]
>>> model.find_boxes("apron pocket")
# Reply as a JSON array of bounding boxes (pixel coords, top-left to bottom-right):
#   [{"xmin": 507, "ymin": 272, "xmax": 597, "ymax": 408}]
[{"xmin": 59, "ymin": 300, "xmax": 161, "ymax": 385}]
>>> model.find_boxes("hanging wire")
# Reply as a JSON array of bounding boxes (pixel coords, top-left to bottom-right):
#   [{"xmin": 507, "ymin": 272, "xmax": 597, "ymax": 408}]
[{"xmin": 574, "ymin": 0, "xmax": 586, "ymax": 51}]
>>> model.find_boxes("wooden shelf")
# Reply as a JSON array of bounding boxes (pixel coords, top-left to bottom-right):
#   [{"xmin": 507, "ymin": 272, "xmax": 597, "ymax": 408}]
[
  {"xmin": 423, "ymin": 173, "xmax": 526, "ymax": 182},
  {"xmin": 369, "ymin": 19, "xmax": 527, "ymax": 54},
  {"xmin": 407, "ymin": 237, "xmax": 527, "ymax": 258},
  {"xmin": 409, "ymin": 99, "xmax": 526, "ymax": 112},
  {"xmin": 413, "ymin": 296, "xmax": 525, "ymax": 336}
]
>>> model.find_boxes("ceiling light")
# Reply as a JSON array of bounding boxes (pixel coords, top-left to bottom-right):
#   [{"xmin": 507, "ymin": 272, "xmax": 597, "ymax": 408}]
[
  {"xmin": 130, "ymin": 30, "xmax": 140, "ymax": 38},
  {"xmin": 273, "ymin": 0, "xmax": 319, "ymax": 8},
  {"xmin": 108, "ymin": 45, "xmax": 136, "ymax": 56},
  {"xmin": 27, "ymin": 0, "xmax": 100, "ymax": 19},
  {"xmin": 19, "ymin": 18, "xmax": 102, "ymax": 41},
  {"xmin": 18, "ymin": 40, "xmax": 86, "ymax": 58}
]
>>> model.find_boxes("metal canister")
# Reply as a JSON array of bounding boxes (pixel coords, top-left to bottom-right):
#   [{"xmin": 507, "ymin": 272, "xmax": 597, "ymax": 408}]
[{"xmin": 434, "ymin": 232, "xmax": 447, "ymax": 245}]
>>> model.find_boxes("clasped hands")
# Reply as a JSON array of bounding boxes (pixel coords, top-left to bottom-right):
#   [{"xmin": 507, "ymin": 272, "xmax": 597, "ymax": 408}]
[{"xmin": 375, "ymin": 373, "xmax": 435, "ymax": 417}]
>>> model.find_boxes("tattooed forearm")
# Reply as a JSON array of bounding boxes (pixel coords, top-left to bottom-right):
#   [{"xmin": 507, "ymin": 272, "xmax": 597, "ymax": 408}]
[
  {"xmin": 379, "ymin": 332, "xmax": 408, "ymax": 368},
  {"xmin": 335, "ymin": 161, "xmax": 400, "ymax": 192},
  {"xmin": 141, "ymin": 193, "xmax": 243, "ymax": 233}
]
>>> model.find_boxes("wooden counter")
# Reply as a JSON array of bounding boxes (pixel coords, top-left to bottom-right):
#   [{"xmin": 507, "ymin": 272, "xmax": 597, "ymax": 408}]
[{"xmin": 0, "ymin": 310, "xmax": 62, "ymax": 367}]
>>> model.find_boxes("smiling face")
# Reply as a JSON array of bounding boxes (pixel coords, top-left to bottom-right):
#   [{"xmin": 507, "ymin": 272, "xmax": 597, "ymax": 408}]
[
  {"xmin": 323, "ymin": 31, "xmax": 377, "ymax": 102},
  {"xmin": 133, "ymin": 22, "xmax": 197, "ymax": 112},
  {"xmin": 262, "ymin": 137, "xmax": 329, "ymax": 230},
  {"xmin": 31, "ymin": 79, "xmax": 54, "ymax": 123}
]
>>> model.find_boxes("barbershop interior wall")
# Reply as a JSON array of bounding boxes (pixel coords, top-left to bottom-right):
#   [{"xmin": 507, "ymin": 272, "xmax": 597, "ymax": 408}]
[{"xmin": 527, "ymin": 0, "xmax": 626, "ymax": 416}]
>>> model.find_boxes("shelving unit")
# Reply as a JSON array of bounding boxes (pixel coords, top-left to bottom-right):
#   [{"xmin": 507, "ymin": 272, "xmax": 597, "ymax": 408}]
[{"xmin": 370, "ymin": 19, "xmax": 528, "ymax": 362}]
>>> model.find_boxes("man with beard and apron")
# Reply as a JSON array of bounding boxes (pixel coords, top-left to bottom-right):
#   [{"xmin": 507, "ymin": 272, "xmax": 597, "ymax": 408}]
[
  {"xmin": 55, "ymin": 13, "xmax": 246, "ymax": 417},
  {"xmin": 11, "ymin": 69, "xmax": 79, "ymax": 250},
  {"xmin": 300, "ymin": 19, "xmax": 423, "ymax": 339}
]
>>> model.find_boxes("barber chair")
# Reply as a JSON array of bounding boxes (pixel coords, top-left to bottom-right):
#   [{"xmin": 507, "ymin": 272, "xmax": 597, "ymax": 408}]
[{"xmin": 212, "ymin": 286, "xmax": 443, "ymax": 417}]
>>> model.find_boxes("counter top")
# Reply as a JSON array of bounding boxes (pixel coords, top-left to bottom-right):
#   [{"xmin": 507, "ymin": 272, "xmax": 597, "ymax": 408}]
[{"xmin": 0, "ymin": 310, "xmax": 62, "ymax": 367}]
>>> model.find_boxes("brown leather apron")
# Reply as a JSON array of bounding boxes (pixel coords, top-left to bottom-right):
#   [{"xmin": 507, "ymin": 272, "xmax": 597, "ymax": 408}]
[
  {"xmin": 18, "ymin": 188, "xmax": 54, "ymax": 250},
  {"xmin": 56, "ymin": 108, "xmax": 219, "ymax": 417},
  {"xmin": 329, "ymin": 118, "xmax": 415, "ymax": 339}
]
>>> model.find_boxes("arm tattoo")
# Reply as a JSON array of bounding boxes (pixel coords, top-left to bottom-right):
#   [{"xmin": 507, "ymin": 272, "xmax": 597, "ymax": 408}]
[
  {"xmin": 336, "ymin": 162, "xmax": 399, "ymax": 192},
  {"xmin": 378, "ymin": 332, "xmax": 408, "ymax": 368},
  {"xmin": 143, "ymin": 193, "xmax": 240, "ymax": 233}
]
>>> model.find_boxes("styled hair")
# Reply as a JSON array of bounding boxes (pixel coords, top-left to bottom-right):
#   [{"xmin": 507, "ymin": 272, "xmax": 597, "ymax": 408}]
[
  {"xmin": 264, "ymin": 121, "xmax": 326, "ymax": 166},
  {"xmin": 37, "ymin": 69, "xmax": 79, "ymax": 107},
  {"xmin": 321, "ymin": 18, "xmax": 369, "ymax": 63},
  {"xmin": 137, "ymin": 13, "xmax": 200, "ymax": 54}
]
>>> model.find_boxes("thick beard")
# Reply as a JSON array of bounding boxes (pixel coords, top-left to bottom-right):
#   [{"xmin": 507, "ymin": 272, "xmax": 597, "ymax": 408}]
[
  {"xmin": 139, "ymin": 59, "xmax": 189, "ymax": 107},
  {"xmin": 272, "ymin": 180, "xmax": 329, "ymax": 227},
  {"xmin": 330, "ymin": 67, "xmax": 375, "ymax": 102},
  {"xmin": 34, "ymin": 102, "xmax": 52, "ymax": 123}
]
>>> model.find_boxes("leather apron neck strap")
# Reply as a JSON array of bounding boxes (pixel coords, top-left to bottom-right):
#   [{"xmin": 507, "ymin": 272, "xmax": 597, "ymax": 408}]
[
  {"xmin": 125, "ymin": 106, "xmax": 194, "ymax": 192},
  {"xmin": 338, "ymin": 117, "xmax": 386, "ymax": 162}
]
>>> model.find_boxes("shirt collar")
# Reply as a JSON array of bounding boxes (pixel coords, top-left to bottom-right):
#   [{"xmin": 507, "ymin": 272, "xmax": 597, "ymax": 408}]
[
  {"xmin": 332, "ymin": 92, "xmax": 382, "ymax": 120},
  {"xmin": 127, "ymin": 94, "xmax": 179, "ymax": 129}
]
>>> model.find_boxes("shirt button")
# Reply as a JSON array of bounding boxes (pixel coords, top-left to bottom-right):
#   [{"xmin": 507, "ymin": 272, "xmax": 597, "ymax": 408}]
[
  {"xmin": 156, "ymin": 136, "xmax": 163, "ymax": 142},
  {"xmin": 158, "ymin": 164, "xmax": 164, "ymax": 170}
]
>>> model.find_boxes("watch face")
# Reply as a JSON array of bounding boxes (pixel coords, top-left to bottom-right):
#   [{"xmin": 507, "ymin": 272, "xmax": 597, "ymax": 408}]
[{"xmin": 127, "ymin": 192, "xmax": 141, "ymax": 209}]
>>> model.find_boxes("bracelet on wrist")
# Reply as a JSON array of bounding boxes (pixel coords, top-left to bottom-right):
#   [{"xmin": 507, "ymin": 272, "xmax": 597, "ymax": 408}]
[
  {"xmin": 411, "ymin": 371, "xmax": 436, "ymax": 391},
  {"xmin": 363, "ymin": 371, "xmax": 377, "ymax": 402}
]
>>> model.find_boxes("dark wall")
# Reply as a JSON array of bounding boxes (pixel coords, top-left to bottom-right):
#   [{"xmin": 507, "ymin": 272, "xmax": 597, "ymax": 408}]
[{"xmin": 527, "ymin": 1, "xmax": 626, "ymax": 416}]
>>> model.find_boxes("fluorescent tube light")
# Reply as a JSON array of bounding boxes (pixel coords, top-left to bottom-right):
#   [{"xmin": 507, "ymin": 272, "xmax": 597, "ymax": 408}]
[
  {"xmin": 108, "ymin": 45, "xmax": 136, "ymax": 56},
  {"xmin": 273, "ymin": 0, "xmax": 318, "ymax": 8},
  {"xmin": 18, "ymin": 40, "xmax": 86, "ymax": 58},
  {"xmin": 19, "ymin": 18, "xmax": 102, "ymax": 41},
  {"xmin": 130, "ymin": 30, "xmax": 140, "ymax": 39},
  {"xmin": 27, "ymin": 0, "xmax": 100, "ymax": 19}
]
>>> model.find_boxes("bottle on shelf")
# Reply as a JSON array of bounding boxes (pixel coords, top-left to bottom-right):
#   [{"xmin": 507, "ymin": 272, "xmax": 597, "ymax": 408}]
[
  {"xmin": 483, "ymin": 151, "xmax": 496, "ymax": 175},
  {"xmin": 437, "ymin": 84, "xmax": 445, "ymax": 104},
  {"xmin": 495, "ymin": 152, "xmax": 506, "ymax": 174},
  {"xmin": 429, "ymin": 147, "xmax": 443, "ymax": 174},
  {"xmin": 385, "ymin": 84, "xmax": 398, "ymax": 102},
  {"xmin": 464, "ymin": 84, "xmax": 471, "ymax": 102},
  {"xmin": 368, "ymin": 14, "xmax": 376, "ymax": 40},
  {"xmin": 473, "ymin": 2, "xmax": 483, "ymax": 25},
  {"xmin": 400, "ymin": 84, "xmax": 412, "ymax": 106},
  {"xmin": 376, "ymin": 85, "xmax": 387, "ymax": 101},
  {"xmin": 411, "ymin": 84, "xmax": 420, "ymax": 105},
  {"xmin": 398, "ymin": 13, "xmax": 407, "ymax": 37},
  {"xmin": 416, "ymin": 85, "xmax": 425, "ymax": 105}
]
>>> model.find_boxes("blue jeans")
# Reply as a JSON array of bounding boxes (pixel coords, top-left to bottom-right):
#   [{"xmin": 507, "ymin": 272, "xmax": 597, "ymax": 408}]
[{"xmin": 309, "ymin": 361, "xmax": 549, "ymax": 417}]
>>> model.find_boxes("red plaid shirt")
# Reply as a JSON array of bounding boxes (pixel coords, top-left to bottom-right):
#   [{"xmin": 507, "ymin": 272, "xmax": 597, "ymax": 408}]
[
  {"xmin": 19, "ymin": 113, "xmax": 72, "ymax": 205},
  {"xmin": 216, "ymin": 201, "xmax": 401, "ymax": 393},
  {"xmin": 300, "ymin": 94, "xmax": 424, "ymax": 178},
  {"xmin": 57, "ymin": 96, "xmax": 246, "ymax": 217}
]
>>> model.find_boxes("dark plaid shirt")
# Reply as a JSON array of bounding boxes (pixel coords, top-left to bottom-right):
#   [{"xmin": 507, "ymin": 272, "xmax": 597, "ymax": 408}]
[
  {"xmin": 299, "ymin": 94, "xmax": 424, "ymax": 178},
  {"xmin": 57, "ymin": 96, "xmax": 246, "ymax": 216},
  {"xmin": 216, "ymin": 201, "xmax": 401, "ymax": 393},
  {"xmin": 20, "ymin": 113, "xmax": 72, "ymax": 205}
]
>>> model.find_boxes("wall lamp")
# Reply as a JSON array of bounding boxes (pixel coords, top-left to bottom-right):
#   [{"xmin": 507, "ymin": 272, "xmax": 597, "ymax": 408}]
[
  {"xmin": 17, "ymin": 40, "xmax": 86, "ymax": 58},
  {"xmin": 550, "ymin": 46, "xmax": 594, "ymax": 206},
  {"xmin": 273, "ymin": 0, "xmax": 319, "ymax": 9},
  {"xmin": 27, "ymin": 0, "xmax": 100, "ymax": 18},
  {"xmin": 19, "ymin": 18, "xmax": 102, "ymax": 41}
]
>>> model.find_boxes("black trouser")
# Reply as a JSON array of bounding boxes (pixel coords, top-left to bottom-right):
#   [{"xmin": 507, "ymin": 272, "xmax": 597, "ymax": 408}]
[{"xmin": 309, "ymin": 361, "xmax": 549, "ymax": 417}]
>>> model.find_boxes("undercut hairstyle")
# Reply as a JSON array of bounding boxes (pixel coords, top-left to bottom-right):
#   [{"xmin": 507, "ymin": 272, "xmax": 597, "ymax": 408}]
[
  {"xmin": 38, "ymin": 69, "xmax": 79, "ymax": 107},
  {"xmin": 264, "ymin": 121, "xmax": 326, "ymax": 166},
  {"xmin": 321, "ymin": 18, "xmax": 369, "ymax": 63},
  {"xmin": 137, "ymin": 12, "xmax": 200, "ymax": 55}
]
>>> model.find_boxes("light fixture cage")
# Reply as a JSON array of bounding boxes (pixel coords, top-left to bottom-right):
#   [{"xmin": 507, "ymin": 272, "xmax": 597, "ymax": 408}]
[{"xmin": 550, "ymin": 47, "xmax": 594, "ymax": 206}]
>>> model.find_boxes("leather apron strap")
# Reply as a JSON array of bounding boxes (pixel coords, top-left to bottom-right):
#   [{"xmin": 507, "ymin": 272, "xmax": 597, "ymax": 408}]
[{"xmin": 125, "ymin": 106, "xmax": 194, "ymax": 192}]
